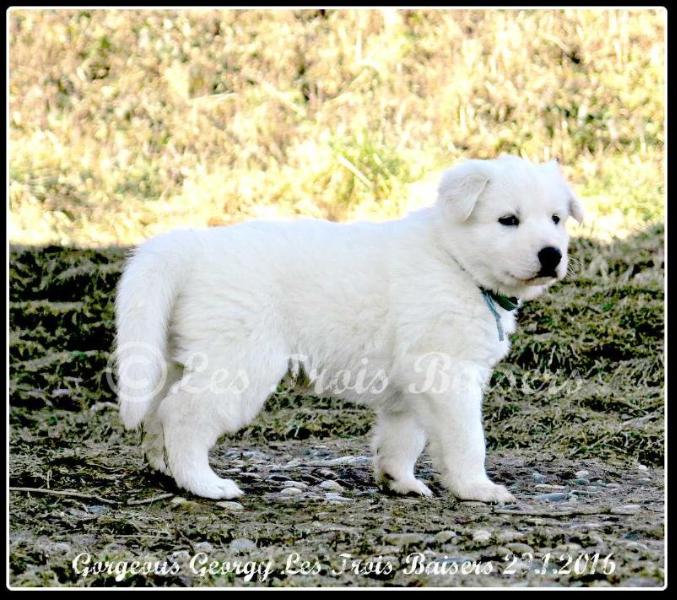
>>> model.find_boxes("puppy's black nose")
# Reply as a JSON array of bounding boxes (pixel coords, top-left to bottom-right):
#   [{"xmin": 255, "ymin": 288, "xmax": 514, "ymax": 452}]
[{"xmin": 538, "ymin": 246, "xmax": 562, "ymax": 272}]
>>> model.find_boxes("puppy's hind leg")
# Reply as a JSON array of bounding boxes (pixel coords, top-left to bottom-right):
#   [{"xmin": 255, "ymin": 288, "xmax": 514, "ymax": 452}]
[
  {"xmin": 157, "ymin": 349, "xmax": 288, "ymax": 500},
  {"xmin": 141, "ymin": 362, "xmax": 182, "ymax": 476},
  {"xmin": 373, "ymin": 408, "xmax": 432, "ymax": 497}
]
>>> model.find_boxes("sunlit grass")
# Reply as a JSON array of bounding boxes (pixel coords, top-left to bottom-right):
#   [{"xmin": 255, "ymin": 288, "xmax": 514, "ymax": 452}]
[{"xmin": 8, "ymin": 8, "xmax": 665, "ymax": 247}]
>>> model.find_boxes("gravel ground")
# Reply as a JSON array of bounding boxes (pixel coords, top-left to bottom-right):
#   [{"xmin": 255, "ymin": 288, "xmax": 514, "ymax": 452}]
[{"xmin": 9, "ymin": 410, "xmax": 664, "ymax": 588}]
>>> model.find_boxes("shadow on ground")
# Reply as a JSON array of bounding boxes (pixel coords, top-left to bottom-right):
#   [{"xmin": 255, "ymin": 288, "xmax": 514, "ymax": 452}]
[{"xmin": 9, "ymin": 224, "xmax": 664, "ymax": 587}]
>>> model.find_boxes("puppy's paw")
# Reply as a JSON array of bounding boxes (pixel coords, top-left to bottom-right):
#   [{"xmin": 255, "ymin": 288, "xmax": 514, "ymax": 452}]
[
  {"xmin": 388, "ymin": 477, "xmax": 434, "ymax": 498},
  {"xmin": 376, "ymin": 469, "xmax": 433, "ymax": 497},
  {"xmin": 183, "ymin": 476, "xmax": 244, "ymax": 500},
  {"xmin": 142, "ymin": 430, "xmax": 171, "ymax": 476},
  {"xmin": 449, "ymin": 479, "xmax": 516, "ymax": 504}
]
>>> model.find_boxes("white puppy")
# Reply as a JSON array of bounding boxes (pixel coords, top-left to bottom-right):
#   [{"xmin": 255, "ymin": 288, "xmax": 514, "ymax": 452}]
[{"xmin": 116, "ymin": 155, "xmax": 583, "ymax": 502}]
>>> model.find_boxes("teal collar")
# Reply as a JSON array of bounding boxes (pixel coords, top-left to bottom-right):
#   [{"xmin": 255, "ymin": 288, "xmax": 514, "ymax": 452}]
[{"xmin": 480, "ymin": 288, "xmax": 519, "ymax": 342}]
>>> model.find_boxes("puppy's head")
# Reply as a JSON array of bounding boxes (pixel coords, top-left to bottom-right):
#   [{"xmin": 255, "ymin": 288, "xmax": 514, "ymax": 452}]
[{"xmin": 436, "ymin": 154, "xmax": 584, "ymax": 299}]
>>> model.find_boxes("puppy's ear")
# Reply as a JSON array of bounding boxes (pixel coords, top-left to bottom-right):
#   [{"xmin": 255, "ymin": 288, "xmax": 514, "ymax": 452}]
[
  {"xmin": 437, "ymin": 160, "xmax": 491, "ymax": 222},
  {"xmin": 567, "ymin": 189, "xmax": 585, "ymax": 224},
  {"xmin": 545, "ymin": 160, "xmax": 585, "ymax": 224}
]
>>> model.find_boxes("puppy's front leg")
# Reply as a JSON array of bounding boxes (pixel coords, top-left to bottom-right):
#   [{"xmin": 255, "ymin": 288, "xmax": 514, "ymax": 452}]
[{"xmin": 412, "ymin": 363, "xmax": 515, "ymax": 503}]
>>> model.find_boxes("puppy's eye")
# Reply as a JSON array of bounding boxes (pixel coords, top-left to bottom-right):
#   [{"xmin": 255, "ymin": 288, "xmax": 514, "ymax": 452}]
[
  {"xmin": 552, "ymin": 214, "xmax": 561, "ymax": 224},
  {"xmin": 498, "ymin": 215, "xmax": 520, "ymax": 227}
]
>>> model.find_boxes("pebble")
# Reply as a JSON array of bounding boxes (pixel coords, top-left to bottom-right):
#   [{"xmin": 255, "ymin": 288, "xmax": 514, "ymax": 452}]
[
  {"xmin": 624, "ymin": 540, "xmax": 650, "ymax": 552},
  {"xmin": 575, "ymin": 469, "xmax": 590, "ymax": 478},
  {"xmin": 611, "ymin": 504, "xmax": 641, "ymax": 515},
  {"xmin": 496, "ymin": 530, "xmax": 525, "ymax": 543},
  {"xmin": 170, "ymin": 497, "xmax": 202, "ymax": 511},
  {"xmin": 459, "ymin": 501, "xmax": 491, "ymax": 512},
  {"xmin": 319, "ymin": 456, "xmax": 370, "ymax": 467},
  {"xmin": 605, "ymin": 482, "xmax": 621, "ymax": 489},
  {"xmin": 216, "ymin": 501, "xmax": 245, "ymax": 511},
  {"xmin": 535, "ymin": 483, "xmax": 567, "ymax": 490},
  {"xmin": 472, "ymin": 529, "xmax": 492, "ymax": 543},
  {"xmin": 535, "ymin": 492, "xmax": 569, "ymax": 502},
  {"xmin": 506, "ymin": 542, "xmax": 534, "ymax": 555},
  {"xmin": 283, "ymin": 481, "xmax": 308, "ymax": 490},
  {"xmin": 267, "ymin": 474, "xmax": 291, "ymax": 483},
  {"xmin": 573, "ymin": 478, "xmax": 590, "ymax": 485},
  {"xmin": 195, "ymin": 541, "xmax": 214, "ymax": 553},
  {"xmin": 316, "ymin": 468, "xmax": 337, "ymax": 479},
  {"xmin": 279, "ymin": 487, "xmax": 304, "ymax": 497},
  {"xmin": 47, "ymin": 542, "xmax": 71, "ymax": 554},
  {"xmin": 319, "ymin": 480, "xmax": 344, "ymax": 492},
  {"xmin": 324, "ymin": 492, "xmax": 352, "ymax": 503},
  {"xmin": 229, "ymin": 538, "xmax": 256, "ymax": 553},
  {"xmin": 384, "ymin": 533, "xmax": 428, "ymax": 547},
  {"xmin": 170, "ymin": 550, "xmax": 191, "ymax": 563},
  {"xmin": 434, "ymin": 530, "xmax": 457, "ymax": 544},
  {"xmin": 553, "ymin": 542, "xmax": 583, "ymax": 554},
  {"xmin": 637, "ymin": 464, "xmax": 648, "ymax": 471},
  {"xmin": 532, "ymin": 471, "xmax": 547, "ymax": 483}
]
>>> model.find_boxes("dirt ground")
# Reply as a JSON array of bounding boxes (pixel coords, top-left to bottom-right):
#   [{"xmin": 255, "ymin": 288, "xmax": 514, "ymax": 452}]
[{"xmin": 8, "ymin": 225, "xmax": 665, "ymax": 588}]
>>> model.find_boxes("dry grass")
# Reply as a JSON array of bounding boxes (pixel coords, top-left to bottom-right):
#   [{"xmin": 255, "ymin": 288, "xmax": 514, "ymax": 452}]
[{"xmin": 9, "ymin": 8, "xmax": 665, "ymax": 246}]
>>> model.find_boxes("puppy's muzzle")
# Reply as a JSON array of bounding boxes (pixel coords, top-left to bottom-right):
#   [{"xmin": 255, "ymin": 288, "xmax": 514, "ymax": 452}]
[{"xmin": 537, "ymin": 246, "xmax": 562, "ymax": 278}]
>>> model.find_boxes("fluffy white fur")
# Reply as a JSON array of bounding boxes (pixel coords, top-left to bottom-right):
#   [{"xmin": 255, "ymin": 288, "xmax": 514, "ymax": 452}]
[{"xmin": 116, "ymin": 155, "xmax": 583, "ymax": 501}]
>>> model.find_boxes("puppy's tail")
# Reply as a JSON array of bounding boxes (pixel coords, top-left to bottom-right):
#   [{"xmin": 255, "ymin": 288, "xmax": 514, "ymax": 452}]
[{"xmin": 115, "ymin": 231, "xmax": 191, "ymax": 429}]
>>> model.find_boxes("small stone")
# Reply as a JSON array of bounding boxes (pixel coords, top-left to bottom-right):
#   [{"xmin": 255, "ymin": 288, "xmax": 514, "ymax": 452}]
[
  {"xmin": 496, "ymin": 530, "xmax": 525, "ymax": 543},
  {"xmin": 324, "ymin": 492, "xmax": 351, "ymax": 503},
  {"xmin": 535, "ymin": 483, "xmax": 567, "ymax": 490},
  {"xmin": 532, "ymin": 471, "xmax": 547, "ymax": 483},
  {"xmin": 170, "ymin": 550, "xmax": 191, "ymax": 562},
  {"xmin": 195, "ymin": 541, "xmax": 213, "ymax": 553},
  {"xmin": 507, "ymin": 542, "xmax": 533, "ymax": 555},
  {"xmin": 283, "ymin": 481, "xmax": 308, "ymax": 490},
  {"xmin": 459, "ymin": 501, "xmax": 491, "ymax": 512},
  {"xmin": 279, "ymin": 487, "xmax": 303, "ymax": 497},
  {"xmin": 216, "ymin": 501, "xmax": 245, "ymax": 511},
  {"xmin": 637, "ymin": 464, "xmax": 648, "ymax": 471},
  {"xmin": 535, "ymin": 492, "xmax": 569, "ymax": 502},
  {"xmin": 229, "ymin": 538, "xmax": 256, "ymax": 553},
  {"xmin": 575, "ymin": 470, "xmax": 590, "ymax": 478},
  {"xmin": 48, "ymin": 542, "xmax": 71, "ymax": 554},
  {"xmin": 323, "ymin": 455, "xmax": 370, "ymax": 466},
  {"xmin": 611, "ymin": 504, "xmax": 641, "ymax": 515},
  {"xmin": 170, "ymin": 497, "xmax": 201, "ymax": 511},
  {"xmin": 316, "ymin": 468, "xmax": 337, "ymax": 478},
  {"xmin": 434, "ymin": 530, "xmax": 457, "ymax": 544},
  {"xmin": 384, "ymin": 533, "xmax": 428, "ymax": 547},
  {"xmin": 573, "ymin": 478, "xmax": 590, "ymax": 485},
  {"xmin": 319, "ymin": 480, "xmax": 344, "ymax": 492},
  {"xmin": 553, "ymin": 542, "xmax": 583, "ymax": 554},
  {"xmin": 605, "ymin": 482, "xmax": 621, "ymax": 489},
  {"xmin": 472, "ymin": 529, "xmax": 492, "ymax": 543},
  {"xmin": 267, "ymin": 474, "xmax": 290, "ymax": 483}
]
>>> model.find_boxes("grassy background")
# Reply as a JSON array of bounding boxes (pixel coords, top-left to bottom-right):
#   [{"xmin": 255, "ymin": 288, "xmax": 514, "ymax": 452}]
[{"xmin": 9, "ymin": 8, "xmax": 665, "ymax": 246}]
